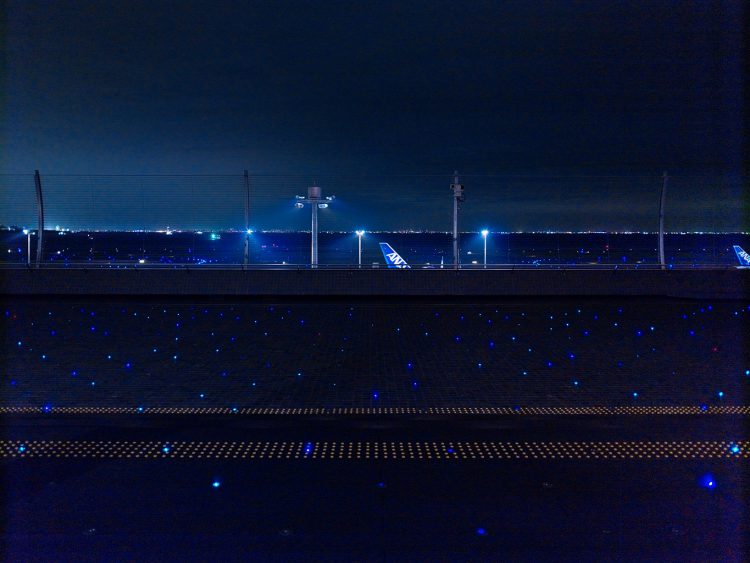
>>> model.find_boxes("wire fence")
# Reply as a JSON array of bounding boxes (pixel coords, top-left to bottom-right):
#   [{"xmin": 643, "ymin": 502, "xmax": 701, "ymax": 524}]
[{"xmin": 0, "ymin": 172, "xmax": 746, "ymax": 266}]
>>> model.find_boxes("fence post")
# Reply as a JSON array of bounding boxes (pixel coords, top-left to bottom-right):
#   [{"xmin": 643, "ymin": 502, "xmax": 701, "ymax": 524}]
[
  {"xmin": 34, "ymin": 170, "xmax": 45, "ymax": 267},
  {"xmin": 658, "ymin": 171, "xmax": 668, "ymax": 268},
  {"xmin": 243, "ymin": 170, "xmax": 250, "ymax": 266}
]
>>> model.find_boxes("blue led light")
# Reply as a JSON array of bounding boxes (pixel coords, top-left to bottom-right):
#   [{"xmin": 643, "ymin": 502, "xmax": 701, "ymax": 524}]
[
  {"xmin": 18, "ymin": 445, "xmax": 26, "ymax": 453},
  {"xmin": 476, "ymin": 528, "xmax": 487, "ymax": 536},
  {"xmin": 372, "ymin": 391, "xmax": 379, "ymax": 399},
  {"xmin": 700, "ymin": 474, "xmax": 716, "ymax": 489},
  {"xmin": 212, "ymin": 481, "xmax": 221, "ymax": 488},
  {"xmin": 730, "ymin": 444, "xmax": 740, "ymax": 454},
  {"xmin": 718, "ymin": 391, "xmax": 724, "ymax": 398},
  {"xmin": 163, "ymin": 446, "xmax": 170, "ymax": 453},
  {"xmin": 632, "ymin": 392, "xmax": 638, "ymax": 398}
]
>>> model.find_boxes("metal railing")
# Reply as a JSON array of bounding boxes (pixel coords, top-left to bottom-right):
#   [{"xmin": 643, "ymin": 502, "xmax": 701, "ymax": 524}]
[{"xmin": 0, "ymin": 261, "xmax": 738, "ymax": 271}]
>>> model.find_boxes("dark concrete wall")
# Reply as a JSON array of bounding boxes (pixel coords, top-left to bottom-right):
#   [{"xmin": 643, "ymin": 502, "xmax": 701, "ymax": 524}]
[{"xmin": 1, "ymin": 268, "xmax": 748, "ymax": 299}]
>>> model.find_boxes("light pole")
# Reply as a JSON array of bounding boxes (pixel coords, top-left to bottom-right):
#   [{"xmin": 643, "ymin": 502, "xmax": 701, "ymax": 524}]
[
  {"xmin": 451, "ymin": 171, "xmax": 465, "ymax": 269},
  {"xmin": 294, "ymin": 185, "xmax": 335, "ymax": 268},
  {"xmin": 23, "ymin": 229, "xmax": 30, "ymax": 266},
  {"xmin": 481, "ymin": 229, "xmax": 489, "ymax": 268},
  {"xmin": 355, "ymin": 230, "xmax": 365, "ymax": 268}
]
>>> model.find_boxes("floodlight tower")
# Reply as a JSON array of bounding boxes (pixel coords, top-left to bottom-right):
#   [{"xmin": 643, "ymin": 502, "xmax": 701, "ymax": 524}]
[
  {"xmin": 451, "ymin": 171, "xmax": 465, "ymax": 268},
  {"xmin": 295, "ymin": 184, "xmax": 335, "ymax": 268}
]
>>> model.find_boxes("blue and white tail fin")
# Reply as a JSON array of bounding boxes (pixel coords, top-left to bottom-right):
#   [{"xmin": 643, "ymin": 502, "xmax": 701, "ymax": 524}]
[
  {"xmin": 733, "ymin": 245, "xmax": 750, "ymax": 267},
  {"xmin": 379, "ymin": 243, "xmax": 410, "ymax": 269}
]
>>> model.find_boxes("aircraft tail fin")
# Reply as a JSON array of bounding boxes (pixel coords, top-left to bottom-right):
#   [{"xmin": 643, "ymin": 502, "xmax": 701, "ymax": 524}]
[
  {"xmin": 379, "ymin": 243, "xmax": 410, "ymax": 269},
  {"xmin": 733, "ymin": 245, "xmax": 750, "ymax": 266}
]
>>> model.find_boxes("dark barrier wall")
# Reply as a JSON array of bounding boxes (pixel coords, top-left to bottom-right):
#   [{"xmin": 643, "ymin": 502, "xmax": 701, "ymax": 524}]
[{"xmin": 1, "ymin": 269, "xmax": 748, "ymax": 299}]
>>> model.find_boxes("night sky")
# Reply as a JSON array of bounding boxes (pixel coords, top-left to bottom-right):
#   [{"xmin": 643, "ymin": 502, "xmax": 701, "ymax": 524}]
[{"xmin": 1, "ymin": 1, "xmax": 746, "ymax": 230}]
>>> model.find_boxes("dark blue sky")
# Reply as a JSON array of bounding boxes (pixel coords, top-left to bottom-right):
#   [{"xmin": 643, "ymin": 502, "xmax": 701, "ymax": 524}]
[{"xmin": 1, "ymin": 1, "xmax": 746, "ymax": 230}]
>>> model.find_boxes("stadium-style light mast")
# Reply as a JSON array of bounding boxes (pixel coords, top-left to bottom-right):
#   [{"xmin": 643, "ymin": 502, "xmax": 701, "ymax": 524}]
[
  {"xmin": 355, "ymin": 230, "xmax": 365, "ymax": 268},
  {"xmin": 295, "ymin": 184, "xmax": 335, "ymax": 268},
  {"xmin": 451, "ymin": 171, "xmax": 465, "ymax": 269},
  {"xmin": 481, "ymin": 229, "xmax": 489, "ymax": 268}
]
